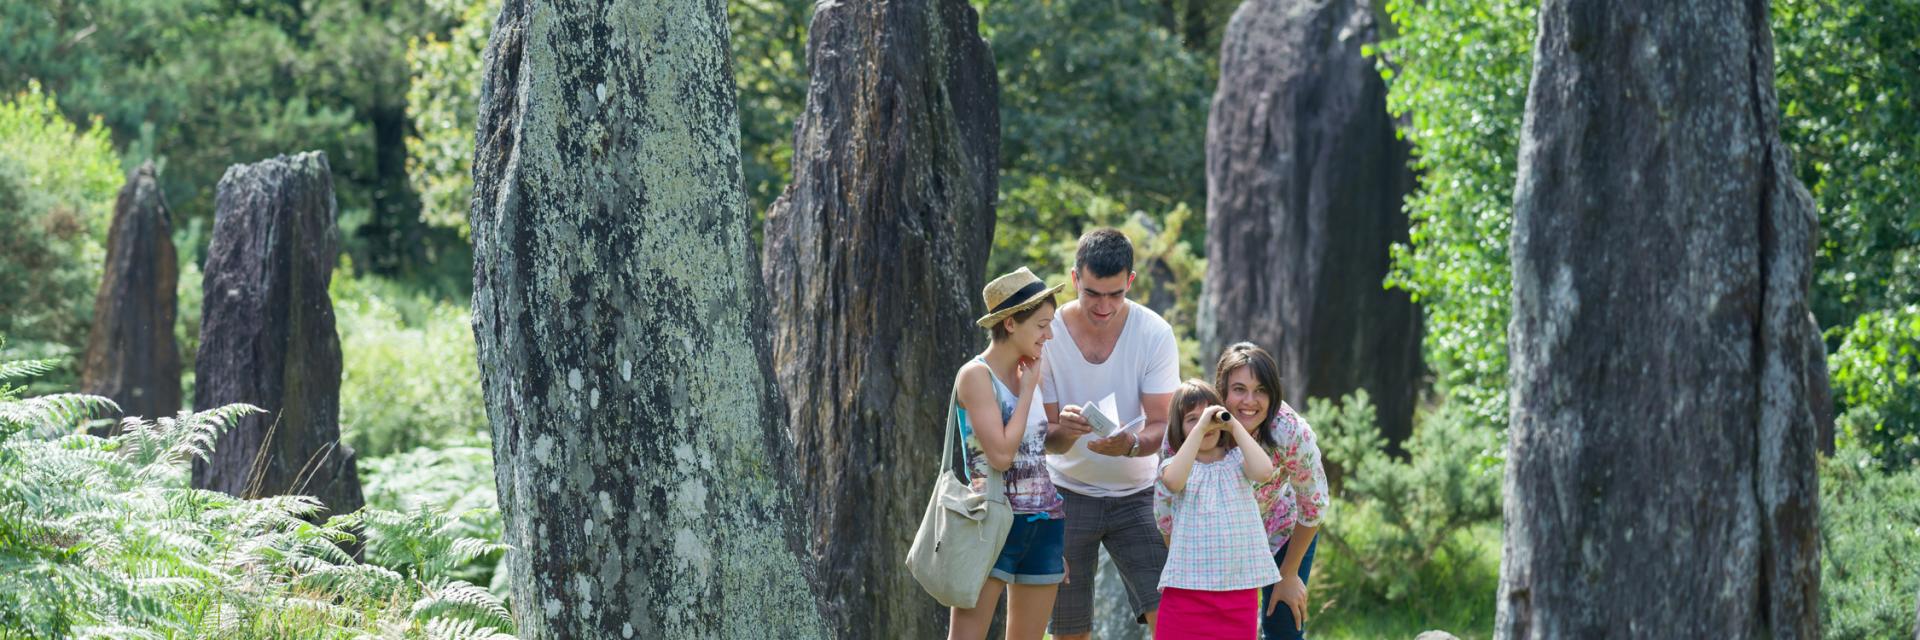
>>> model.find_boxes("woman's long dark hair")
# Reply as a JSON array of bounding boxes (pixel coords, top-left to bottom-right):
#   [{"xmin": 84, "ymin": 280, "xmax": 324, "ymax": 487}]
[{"xmin": 1213, "ymin": 342, "xmax": 1284, "ymax": 453}]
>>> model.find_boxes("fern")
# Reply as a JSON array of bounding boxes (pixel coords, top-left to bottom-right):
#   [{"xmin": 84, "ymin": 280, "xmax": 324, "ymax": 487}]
[{"xmin": 0, "ymin": 350, "xmax": 517, "ymax": 637}]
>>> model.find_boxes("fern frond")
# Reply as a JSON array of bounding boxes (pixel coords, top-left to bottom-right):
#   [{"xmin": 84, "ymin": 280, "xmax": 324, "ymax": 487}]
[
  {"xmin": 0, "ymin": 393, "xmax": 119, "ymax": 437},
  {"xmin": 0, "ymin": 358, "xmax": 61, "ymax": 383},
  {"xmin": 423, "ymin": 616, "xmax": 517, "ymax": 640},
  {"xmin": 447, "ymin": 537, "xmax": 509, "ymax": 567},
  {"xmin": 412, "ymin": 580, "xmax": 513, "ymax": 633}
]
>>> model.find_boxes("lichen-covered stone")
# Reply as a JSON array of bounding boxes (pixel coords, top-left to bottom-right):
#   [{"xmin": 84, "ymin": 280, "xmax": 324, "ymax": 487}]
[
  {"xmin": 191, "ymin": 151, "xmax": 362, "ymax": 519},
  {"xmin": 759, "ymin": 0, "xmax": 997, "ymax": 636},
  {"xmin": 1500, "ymin": 1, "xmax": 1823, "ymax": 636},
  {"xmin": 1200, "ymin": 0, "xmax": 1422, "ymax": 446},
  {"xmin": 82, "ymin": 161, "xmax": 181, "ymax": 431},
  {"xmin": 468, "ymin": 1, "xmax": 828, "ymax": 636}
]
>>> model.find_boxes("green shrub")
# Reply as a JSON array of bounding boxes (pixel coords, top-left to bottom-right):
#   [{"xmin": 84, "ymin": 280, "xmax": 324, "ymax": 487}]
[
  {"xmin": 0, "ymin": 349, "xmax": 515, "ymax": 638},
  {"xmin": 1819, "ymin": 445, "xmax": 1920, "ymax": 639},
  {"xmin": 1312, "ymin": 390, "xmax": 1503, "ymax": 602},
  {"xmin": 1830, "ymin": 304, "xmax": 1920, "ymax": 471},
  {"xmin": 333, "ymin": 273, "xmax": 488, "ymax": 457},
  {"xmin": 0, "ymin": 81, "xmax": 122, "ymax": 384}
]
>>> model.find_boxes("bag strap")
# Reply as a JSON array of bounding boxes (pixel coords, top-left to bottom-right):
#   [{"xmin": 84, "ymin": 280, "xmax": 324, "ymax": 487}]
[
  {"xmin": 944, "ymin": 375, "xmax": 1010, "ymax": 499},
  {"xmin": 940, "ymin": 385, "xmax": 963, "ymax": 480}
]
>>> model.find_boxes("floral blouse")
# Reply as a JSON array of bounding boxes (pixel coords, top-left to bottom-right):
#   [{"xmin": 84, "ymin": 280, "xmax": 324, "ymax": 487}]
[{"xmin": 1155, "ymin": 401, "xmax": 1329, "ymax": 554}]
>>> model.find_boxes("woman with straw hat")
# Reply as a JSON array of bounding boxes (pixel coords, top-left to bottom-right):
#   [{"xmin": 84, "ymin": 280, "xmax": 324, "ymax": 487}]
[{"xmin": 948, "ymin": 267, "xmax": 1071, "ymax": 640}]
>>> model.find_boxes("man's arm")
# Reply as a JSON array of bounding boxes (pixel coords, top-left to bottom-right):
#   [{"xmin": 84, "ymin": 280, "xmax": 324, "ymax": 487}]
[{"xmin": 1132, "ymin": 391, "xmax": 1173, "ymax": 456}]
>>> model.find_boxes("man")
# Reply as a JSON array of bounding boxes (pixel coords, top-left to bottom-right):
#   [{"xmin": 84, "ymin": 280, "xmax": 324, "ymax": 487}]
[{"xmin": 1042, "ymin": 228, "xmax": 1181, "ymax": 639}]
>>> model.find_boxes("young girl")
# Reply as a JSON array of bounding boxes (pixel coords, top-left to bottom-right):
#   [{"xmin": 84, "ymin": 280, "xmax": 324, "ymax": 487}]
[
  {"xmin": 1154, "ymin": 379, "xmax": 1279, "ymax": 639},
  {"xmin": 949, "ymin": 267, "xmax": 1069, "ymax": 640}
]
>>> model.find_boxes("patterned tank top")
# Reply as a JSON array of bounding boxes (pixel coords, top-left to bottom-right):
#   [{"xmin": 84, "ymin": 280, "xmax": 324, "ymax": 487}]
[{"xmin": 956, "ymin": 357, "xmax": 1066, "ymax": 518}]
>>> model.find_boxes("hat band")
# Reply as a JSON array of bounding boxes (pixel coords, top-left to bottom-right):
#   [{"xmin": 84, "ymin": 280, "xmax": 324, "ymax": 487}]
[{"xmin": 989, "ymin": 281, "xmax": 1049, "ymax": 314}]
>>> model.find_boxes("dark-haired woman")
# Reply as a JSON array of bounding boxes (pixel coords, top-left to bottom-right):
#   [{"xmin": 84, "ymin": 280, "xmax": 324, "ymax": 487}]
[{"xmin": 1155, "ymin": 342, "xmax": 1328, "ymax": 639}]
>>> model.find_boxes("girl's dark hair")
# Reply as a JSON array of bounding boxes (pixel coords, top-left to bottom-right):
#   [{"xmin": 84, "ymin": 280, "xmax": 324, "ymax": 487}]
[
  {"xmin": 989, "ymin": 296, "xmax": 1056, "ymax": 341},
  {"xmin": 1166, "ymin": 379, "xmax": 1225, "ymax": 454},
  {"xmin": 1213, "ymin": 342, "xmax": 1284, "ymax": 451}
]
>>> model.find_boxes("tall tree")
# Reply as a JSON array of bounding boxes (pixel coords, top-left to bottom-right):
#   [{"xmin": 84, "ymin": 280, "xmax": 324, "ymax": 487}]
[
  {"xmin": 192, "ymin": 152, "xmax": 363, "ymax": 518},
  {"xmin": 1200, "ymin": 0, "xmax": 1422, "ymax": 445},
  {"xmin": 760, "ymin": 0, "xmax": 997, "ymax": 636},
  {"xmin": 1499, "ymin": 0, "xmax": 1822, "ymax": 637},
  {"xmin": 467, "ymin": 1, "xmax": 828, "ymax": 636},
  {"xmin": 81, "ymin": 162, "xmax": 180, "ymax": 430}
]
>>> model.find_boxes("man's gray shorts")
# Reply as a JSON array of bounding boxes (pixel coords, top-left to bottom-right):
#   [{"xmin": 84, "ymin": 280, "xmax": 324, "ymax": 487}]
[{"xmin": 1048, "ymin": 486, "xmax": 1168, "ymax": 635}]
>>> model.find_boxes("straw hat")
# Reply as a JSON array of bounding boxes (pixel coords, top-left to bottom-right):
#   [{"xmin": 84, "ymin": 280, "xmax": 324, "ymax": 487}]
[{"xmin": 976, "ymin": 267, "xmax": 1067, "ymax": 328}]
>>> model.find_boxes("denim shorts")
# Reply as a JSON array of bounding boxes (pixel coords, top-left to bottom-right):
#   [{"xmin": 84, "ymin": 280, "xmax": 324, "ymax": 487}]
[{"xmin": 991, "ymin": 515, "xmax": 1067, "ymax": 585}]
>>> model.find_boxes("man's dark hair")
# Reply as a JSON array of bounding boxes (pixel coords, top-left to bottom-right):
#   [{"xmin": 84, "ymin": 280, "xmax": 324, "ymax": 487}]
[{"xmin": 1074, "ymin": 228, "xmax": 1134, "ymax": 279}]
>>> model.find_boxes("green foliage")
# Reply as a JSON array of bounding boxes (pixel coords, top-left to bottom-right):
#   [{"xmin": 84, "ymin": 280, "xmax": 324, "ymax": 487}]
[
  {"xmin": 0, "ymin": 81, "xmax": 123, "ymax": 385},
  {"xmin": 993, "ymin": 175, "xmax": 1209, "ymax": 379},
  {"xmin": 1819, "ymin": 444, "xmax": 1920, "ymax": 639},
  {"xmin": 1830, "ymin": 304, "xmax": 1920, "ymax": 471},
  {"xmin": 1310, "ymin": 523, "xmax": 1499, "ymax": 640},
  {"xmin": 0, "ymin": 350, "xmax": 516, "ymax": 638},
  {"xmin": 333, "ymin": 273, "xmax": 487, "ymax": 458},
  {"xmin": 1313, "ymin": 390, "xmax": 1503, "ymax": 603},
  {"xmin": 977, "ymin": 0, "xmax": 1214, "ymax": 215},
  {"xmin": 0, "ymin": 0, "xmax": 467, "ymax": 281},
  {"xmin": 1371, "ymin": 0, "xmax": 1535, "ymax": 431},
  {"xmin": 404, "ymin": 0, "xmax": 812, "ymax": 236},
  {"xmin": 1775, "ymin": 0, "xmax": 1920, "ymax": 331},
  {"xmin": 1375, "ymin": 0, "xmax": 1920, "ymax": 434},
  {"xmin": 406, "ymin": 0, "xmax": 499, "ymax": 236},
  {"xmin": 730, "ymin": 0, "xmax": 813, "ymax": 217},
  {"xmin": 360, "ymin": 445, "xmax": 504, "ymax": 592}
]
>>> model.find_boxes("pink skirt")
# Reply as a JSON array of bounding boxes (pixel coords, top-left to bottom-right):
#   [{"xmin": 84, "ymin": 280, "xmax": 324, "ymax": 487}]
[{"xmin": 1155, "ymin": 587, "xmax": 1259, "ymax": 639}]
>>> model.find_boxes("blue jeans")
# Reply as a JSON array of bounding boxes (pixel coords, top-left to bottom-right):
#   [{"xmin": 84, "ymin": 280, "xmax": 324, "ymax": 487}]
[{"xmin": 1258, "ymin": 535, "xmax": 1318, "ymax": 640}]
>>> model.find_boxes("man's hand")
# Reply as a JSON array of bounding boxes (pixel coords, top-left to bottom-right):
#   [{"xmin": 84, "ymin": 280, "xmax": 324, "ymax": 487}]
[
  {"xmin": 1086, "ymin": 433, "xmax": 1133, "ymax": 457},
  {"xmin": 1053, "ymin": 406, "xmax": 1094, "ymax": 439}
]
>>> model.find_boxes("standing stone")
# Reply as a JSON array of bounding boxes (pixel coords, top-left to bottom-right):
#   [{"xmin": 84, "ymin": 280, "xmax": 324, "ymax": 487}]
[
  {"xmin": 759, "ymin": 0, "xmax": 997, "ymax": 636},
  {"xmin": 467, "ymin": 1, "xmax": 828, "ymax": 637},
  {"xmin": 1499, "ymin": 1, "xmax": 1822, "ymax": 637},
  {"xmin": 191, "ymin": 152, "xmax": 362, "ymax": 520},
  {"xmin": 81, "ymin": 161, "xmax": 180, "ymax": 431},
  {"xmin": 1200, "ymin": 0, "xmax": 1423, "ymax": 446}
]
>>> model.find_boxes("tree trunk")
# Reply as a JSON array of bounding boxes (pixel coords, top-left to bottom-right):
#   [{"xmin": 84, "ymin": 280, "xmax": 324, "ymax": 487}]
[
  {"xmin": 759, "ymin": 0, "xmax": 996, "ymax": 636},
  {"xmin": 468, "ymin": 1, "xmax": 828, "ymax": 637},
  {"xmin": 191, "ymin": 152, "xmax": 363, "ymax": 520},
  {"xmin": 1200, "ymin": 0, "xmax": 1422, "ymax": 446},
  {"xmin": 1499, "ymin": 1, "xmax": 1822, "ymax": 637},
  {"xmin": 82, "ymin": 161, "xmax": 180, "ymax": 432}
]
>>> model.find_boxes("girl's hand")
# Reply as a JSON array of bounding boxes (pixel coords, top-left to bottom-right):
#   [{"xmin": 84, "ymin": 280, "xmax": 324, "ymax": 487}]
[
  {"xmin": 1018, "ymin": 355, "xmax": 1043, "ymax": 394},
  {"xmin": 1223, "ymin": 406, "xmax": 1249, "ymax": 435},
  {"xmin": 1203, "ymin": 405, "xmax": 1238, "ymax": 435}
]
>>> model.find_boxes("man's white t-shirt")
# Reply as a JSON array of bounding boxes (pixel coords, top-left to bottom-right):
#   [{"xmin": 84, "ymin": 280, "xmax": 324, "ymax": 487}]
[{"xmin": 1041, "ymin": 300, "xmax": 1182, "ymax": 496}]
